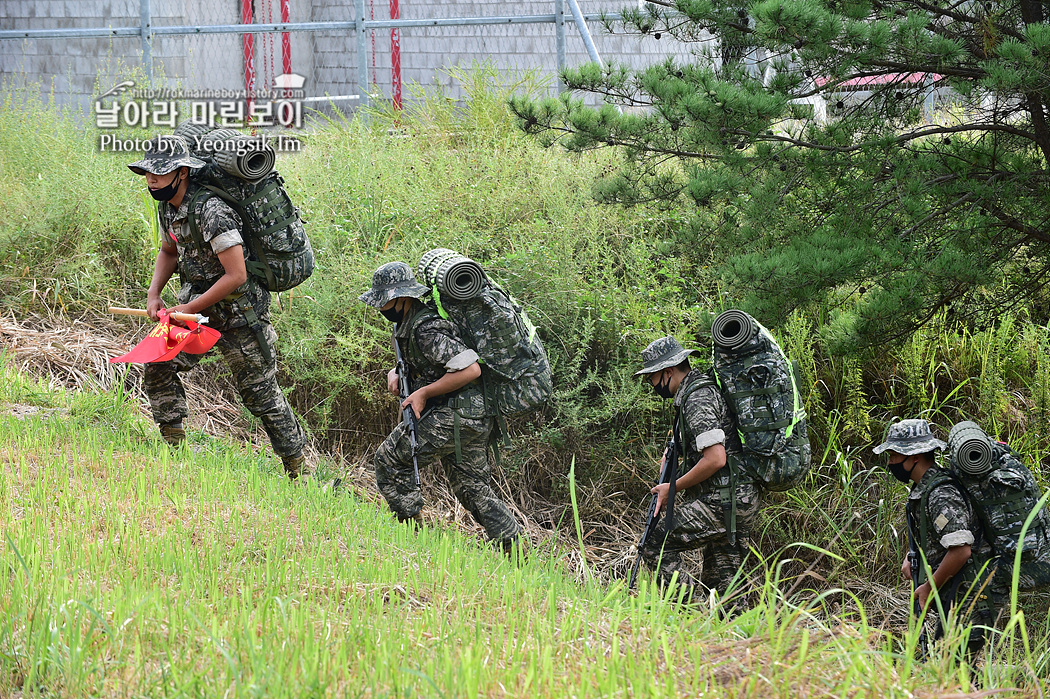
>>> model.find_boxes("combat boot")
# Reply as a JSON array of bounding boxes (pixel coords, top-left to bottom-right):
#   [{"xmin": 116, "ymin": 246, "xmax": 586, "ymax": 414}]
[
  {"xmin": 501, "ymin": 535, "xmax": 529, "ymax": 564},
  {"xmin": 282, "ymin": 453, "xmax": 307, "ymax": 481},
  {"xmin": 398, "ymin": 512, "xmax": 424, "ymax": 528},
  {"xmin": 159, "ymin": 422, "xmax": 186, "ymax": 447}
]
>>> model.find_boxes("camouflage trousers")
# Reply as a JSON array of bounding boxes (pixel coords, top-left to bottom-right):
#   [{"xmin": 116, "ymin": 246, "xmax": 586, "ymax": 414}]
[
  {"xmin": 640, "ymin": 485, "xmax": 760, "ymax": 596},
  {"xmin": 932, "ymin": 561, "xmax": 1012, "ymax": 656},
  {"xmin": 374, "ymin": 405, "xmax": 522, "ymax": 543},
  {"xmin": 143, "ymin": 323, "xmax": 306, "ymax": 458}
]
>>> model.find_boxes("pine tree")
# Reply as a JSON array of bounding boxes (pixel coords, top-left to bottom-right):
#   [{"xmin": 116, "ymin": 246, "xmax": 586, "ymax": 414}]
[{"xmin": 510, "ymin": 0, "xmax": 1050, "ymax": 348}]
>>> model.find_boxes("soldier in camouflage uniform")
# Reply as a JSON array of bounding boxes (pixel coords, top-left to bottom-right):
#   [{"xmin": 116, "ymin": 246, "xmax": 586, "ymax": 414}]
[
  {"xmin": 360, "ymin": 262, "xmax": 522, "ymax": 548},
  {"xmin": 128, "ymin": 135, "xmax": 307, "ymax": 478},
  {"xmin": 874, "ymin": 419, "xmax": 1004, "ymax": 654},
  {"xmin": 635, "ymin": 336, "xmax": 759, "ymax": 604}
]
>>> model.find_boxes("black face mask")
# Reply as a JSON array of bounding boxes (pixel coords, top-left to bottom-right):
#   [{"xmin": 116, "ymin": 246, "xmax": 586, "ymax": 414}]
[
  {"xmin": 380, "ymin": 305, "xmax": 405, "ymax": 324},
  {"xmin": 886, "ymin": 457, "xmax": 914, "ymax": 484},
  {"xmin": 148, "ymin": 171, "xmax": 182, "ymax": 202},
  {"xmin": 652, "ymin": 372, "xmax": 675, "ymax": 400}
]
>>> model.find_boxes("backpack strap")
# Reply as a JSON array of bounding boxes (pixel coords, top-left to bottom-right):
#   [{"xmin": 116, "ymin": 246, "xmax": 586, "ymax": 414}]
[
  {"xmin": 188, "ymin": 183, "xmax": 280, "ymax": 292},
  {"xmin": 239, "ymin": 303, "xmax": 273, "ymax": 366}
]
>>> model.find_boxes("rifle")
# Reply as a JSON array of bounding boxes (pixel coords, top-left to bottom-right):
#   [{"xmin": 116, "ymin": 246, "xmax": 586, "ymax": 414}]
[
  {"xmin": 905, "ymin": 506, "xmax": 929, "ymax": 659},
  {"xmin": 393, "ymin": 331, "xmax": 421, "ymax": 489},
  {"xmin": 628, "ymin": 412, "xmax": 681, "ymax": 591}
]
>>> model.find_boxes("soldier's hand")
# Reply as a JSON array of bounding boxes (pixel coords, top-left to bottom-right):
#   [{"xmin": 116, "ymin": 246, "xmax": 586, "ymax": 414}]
[
  {"xmin": 166, "ymin": 304, "xmax": 193, "ymax": 328},
  {"xmin": 914, "ymin": 581, "xmax": 932, "ymax": 609},
  {"xmin": 901, "ymin": 554, "xmax": 912, "ymax": 581},
  {"xmin": 146, "ymin": 296, "xmax": 165, "ymax": 322},
  {"xmin": 402, "ymin": 390, "xmax": 426, "ymax": 419},
  {"xmin": 651, "ymin": 482, "xmax": 671, "ymax": 517},
  {"xmin": 387, "ymin": 368, "xmax": 400, "ymax": 396}
]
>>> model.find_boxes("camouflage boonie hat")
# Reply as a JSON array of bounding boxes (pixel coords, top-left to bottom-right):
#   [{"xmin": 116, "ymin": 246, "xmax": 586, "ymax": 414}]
[
  {"xmin": 359, "ymin": 261, "xmax": 430, "ymax": 308},
  {"xmin": 127, "ymin": 135, "xmax": 205, "ymax": 176},
  {"xmin": 635, "ymin": 336, "xmax": 696, "ymax": 376},
  {"xmin": 872, "ymin": 418, "xmax": 947, "ymax": 455}
]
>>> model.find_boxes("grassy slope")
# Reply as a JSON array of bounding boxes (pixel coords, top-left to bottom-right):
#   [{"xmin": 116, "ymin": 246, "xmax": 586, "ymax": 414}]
[{"xmin": 0, "ymin": 366, "xmax": 1045, "ymax": 697}]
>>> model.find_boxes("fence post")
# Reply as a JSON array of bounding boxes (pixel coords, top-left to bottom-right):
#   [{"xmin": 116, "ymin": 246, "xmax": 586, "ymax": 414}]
[
  {"xmin": 555, "ymin": 0, "xmax": 565, "ymax": 94},
  {"xmin": 139, "ymin": 0, "xmax": 152, "ymax": 85},
  {"xmin": 355, "ymin": 0, "xmax": 370, "ymax": 113},
  {"xmin": 566, "ymin": 0, "xmax": 603, "ymax": 67}
]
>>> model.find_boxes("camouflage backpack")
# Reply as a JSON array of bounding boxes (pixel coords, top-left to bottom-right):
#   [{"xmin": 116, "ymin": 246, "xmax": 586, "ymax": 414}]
[
  {"xmin": 709, "ymin": 310, "xmax": 811, "ymax": 492},
  {"xmin": 944, "ymin": 422, "xmax": 1050, "ymax": 589},
  {"xmin": 169, "ymin": 122, "xmax": 314, "ymax": 292},
  {"xmin": 416, "ymin": 250, "xmax": 552, "ymax": 416}
]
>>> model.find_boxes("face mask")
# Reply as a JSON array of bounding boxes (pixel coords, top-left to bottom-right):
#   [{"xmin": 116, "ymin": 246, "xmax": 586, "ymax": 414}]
[
  {"xmin": 148, "ymin": 171, "xmax": 182, "ymax": 202},
  {"xmin": 886, "ymin": 457, "xmax": 914, "ymax": 484},
  {"xmin": 652, "ymin": 371, "xmax": 675, "ymax": 399},
  {"xmin": 380, "ymin": 304, "xmax": 405, "ymax": 324}
]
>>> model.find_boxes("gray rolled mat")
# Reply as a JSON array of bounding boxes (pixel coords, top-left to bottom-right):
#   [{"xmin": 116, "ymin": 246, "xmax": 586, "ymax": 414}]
[
  {"xmin": 214, "ymin": 137, "xmax": 276, "ymax": 181},
  {"xmin": 417, "ymin": 248, "xmax": 459, "ymax": 286},
  {"xmin": 173, "ymin": 121, "xmax": 214, "ymax": 144},
  {"xmin": 948, "ymin": 421, "xmax": 996, "ymax": 477},
  {"xmin": 435, "ymin": 256, "xmax": 486, "ymax": 301},
  {"xmin": 711, "ymin": 309, "xmax": 760, "ymax": 351},
  {"xmin": 417, "ymin": 248, "xmax": 487, "ymax": 300},
  {"xmin": 197, "ymin": 128, "xmax": 241, "ymax": 154}
]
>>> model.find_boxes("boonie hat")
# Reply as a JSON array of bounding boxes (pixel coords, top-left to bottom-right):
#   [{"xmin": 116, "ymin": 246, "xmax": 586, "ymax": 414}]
[
  {"xmin": 359, "ymin": 261, "xmax": 430, "ymax": 308},
  {"xmin": 872, "ymin": 418, "xmax": 947, "ymax": 455},
  {"xmin": 127, "ymin": 135, "xmax": 205, "ymax": 176},
  {"xmin": 635, "ymin": 336, "xmax": 696, "ymax": 376}
]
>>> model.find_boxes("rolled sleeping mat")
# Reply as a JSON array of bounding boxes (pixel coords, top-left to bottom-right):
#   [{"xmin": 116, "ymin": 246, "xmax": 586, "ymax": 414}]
[
  {"xmin": 434, "ymin": 255, "xmax": 486, "ymax": 301},
  {"xmin": 214, "ymin": 136, "xmax": 276, "ymax": 181},
  {"xmin": 417, "ymin": 248, "xmax": 458, "ymax": 287},
  {"xmin": 711, "ymin": 309, "xmax": 760, "ymax": 351},
  {"xmin": 197, "ymin": 128, "xmax": 241, "ymax": 155},
  {"xmin": 173, "ymin": 121, "xmax": 215, "ymax": 144},
  {"xmin": 948, "ymin": 420, "xmax": 996, "ymax": 477}
]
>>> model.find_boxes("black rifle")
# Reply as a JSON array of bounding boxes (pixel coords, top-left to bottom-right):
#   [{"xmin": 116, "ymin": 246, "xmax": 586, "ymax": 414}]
[
  {"xmin": 628, "ymin": 412, "xmax": 680, "ymax": 591},
  {"xmin": 393, "ymin": 332, "xmax": 421, "ymax": 489},
  {"xmin": 905, "ymin": 506, "xmax": 929, "ymax": 659}
]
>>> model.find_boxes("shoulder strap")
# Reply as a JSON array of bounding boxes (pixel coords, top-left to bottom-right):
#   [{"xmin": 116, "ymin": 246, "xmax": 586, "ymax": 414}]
[
  {"xmin": 678, "ymin": 372, "xmax": 716, "ymax": 403},
  {"xmin": 187, "ymin": 183, "xmax": 278, "ymax": 292},
  {"xmin": 185, "ymin": 186, "xmax": 213, "ymax": 251},
  {"xmin": 917, "ymin": 471, "xmax": 957, "ymax": 554}
]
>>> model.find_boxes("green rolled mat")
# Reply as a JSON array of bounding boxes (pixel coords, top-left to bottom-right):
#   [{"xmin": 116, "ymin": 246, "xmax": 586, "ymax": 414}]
[
  {"xmin": 711, "ymin": 309, "xmax": 760, "ymax": 351},
  {"xmin": 949, "ymin": 420, "xmax": 996, "ymax": 477},
  {"xmin": 213, "ymin": 136, "xmax": 276, "ymax": 181},
  {"xmin": 417, "ymin": 249, "xmax": 487, "ymax": 300}
]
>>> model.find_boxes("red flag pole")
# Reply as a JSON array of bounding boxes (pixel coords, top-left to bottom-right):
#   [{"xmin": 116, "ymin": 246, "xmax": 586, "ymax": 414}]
[
  {"xmin": 242, "ymin": 0, "xmax": 256, "ymax": 114},
  {"xmin": 390, "ymin": 0, "xmax": 401, "ymax": 110},
  {"xmin": 280, "ymin": 0, "xmax": 292, "ymax": 98}
]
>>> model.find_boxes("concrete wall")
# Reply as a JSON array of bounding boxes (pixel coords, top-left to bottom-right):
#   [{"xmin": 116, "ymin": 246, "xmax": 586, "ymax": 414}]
[{"xmin": 1, "ymin": 0, "xmax": 711, "ymax": 115}]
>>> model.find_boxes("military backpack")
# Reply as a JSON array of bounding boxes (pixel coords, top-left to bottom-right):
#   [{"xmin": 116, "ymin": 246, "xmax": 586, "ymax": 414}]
[
  {"xmin": 168, "ymin": 122, "xmax": 314, "ymax": 293},
  {"xmin": 709, "ymin": 310, "xmax": 811, "ymax": 492},
  {"xmin": 942, "ymin": 421, "xmax": 1050, "ymax": 589},
  {"xmin": 416, "ymin": 249, "xmax": 552, "ymax": 417}
]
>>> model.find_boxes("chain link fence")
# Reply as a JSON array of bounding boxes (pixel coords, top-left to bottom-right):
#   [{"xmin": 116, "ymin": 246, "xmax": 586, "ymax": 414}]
[{"xmin": 1, "ymin": 0, "xmax": 698, "ymax": 120}]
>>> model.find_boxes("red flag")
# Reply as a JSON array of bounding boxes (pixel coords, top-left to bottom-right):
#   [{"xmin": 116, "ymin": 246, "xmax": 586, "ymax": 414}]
[{"xmin": 110, "ymin": 311, "xmax": 221, "ymax": 364}]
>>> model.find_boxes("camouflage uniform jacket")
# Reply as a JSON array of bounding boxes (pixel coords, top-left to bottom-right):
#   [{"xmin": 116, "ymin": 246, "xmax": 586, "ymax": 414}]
[
  {"xmin": 675, "ymin": 369, "xmax": 756, "ymax": 502},
  {"xmin": 907, "ymin": 466, "xmax": 991, "ymax": 585},
  {"xmin": 395, "ymin": 302, "xmax": 487, "ymax": 418},
  {"xmin": 160, "ymin": 180, "xmax": 270, "ymax": 331}
]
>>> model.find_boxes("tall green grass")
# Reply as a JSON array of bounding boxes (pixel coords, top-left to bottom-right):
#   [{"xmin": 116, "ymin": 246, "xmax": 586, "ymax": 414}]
[
  {"xmin": 5, "ymin": 68, "xmax": 1050, "ymax": 603},
  {"xmin": 2, "ymin": 363, "xmax": 1046, "ymax": 697}
]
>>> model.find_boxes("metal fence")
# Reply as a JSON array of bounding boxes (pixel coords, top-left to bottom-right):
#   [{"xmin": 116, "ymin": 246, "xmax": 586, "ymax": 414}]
[{"xmin": 0, "ymin": 1, "xmax": 689, "ymax": 119}]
